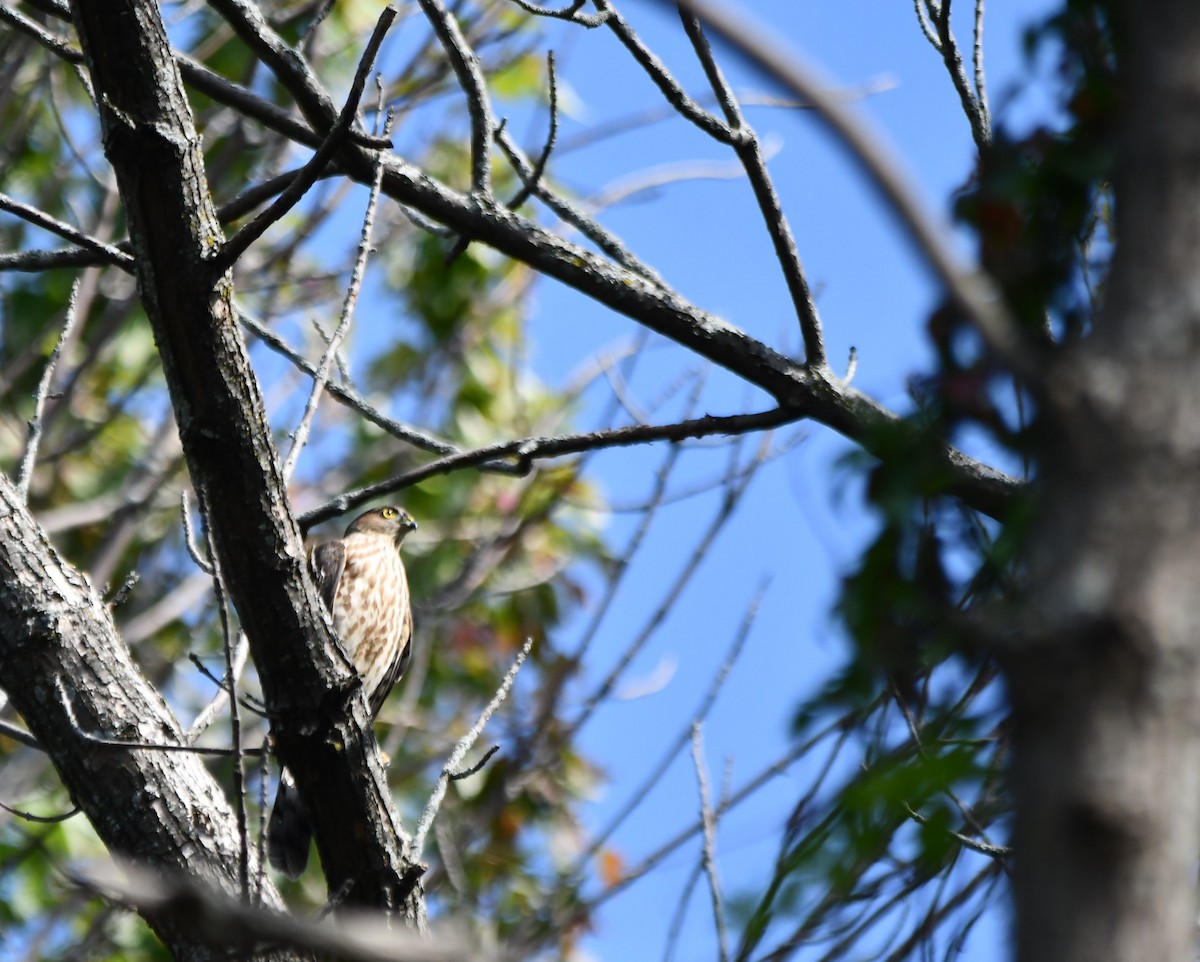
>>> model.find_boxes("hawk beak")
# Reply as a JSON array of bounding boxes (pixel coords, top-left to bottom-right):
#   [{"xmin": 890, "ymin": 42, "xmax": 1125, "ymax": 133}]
[{"xmin": 403, "ymin": 518, "xmax": 418, "ymax": 532}]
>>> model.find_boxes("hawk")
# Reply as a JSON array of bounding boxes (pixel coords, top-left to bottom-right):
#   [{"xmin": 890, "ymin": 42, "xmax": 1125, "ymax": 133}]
[{"xmin": 267, "ymin": 505, "xmax": 417, "ymax": 879}]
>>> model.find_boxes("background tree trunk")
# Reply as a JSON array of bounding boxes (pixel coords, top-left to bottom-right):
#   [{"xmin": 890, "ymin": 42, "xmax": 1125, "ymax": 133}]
[{"xmin": 1008, "ymin": 4, "xmax": 1200, "ymax": 960}]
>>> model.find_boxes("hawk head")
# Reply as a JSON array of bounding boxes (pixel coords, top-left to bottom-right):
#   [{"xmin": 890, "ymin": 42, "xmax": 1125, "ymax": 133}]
[{"xmin": 345, "ymin": 505, "xmax": 418, "ymax": 545}]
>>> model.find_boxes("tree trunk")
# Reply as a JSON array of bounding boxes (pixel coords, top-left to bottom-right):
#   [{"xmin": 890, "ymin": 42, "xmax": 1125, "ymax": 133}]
[{"xmin": 1007, "ymin": 4, "xmax": 1200, "ymax": 960}]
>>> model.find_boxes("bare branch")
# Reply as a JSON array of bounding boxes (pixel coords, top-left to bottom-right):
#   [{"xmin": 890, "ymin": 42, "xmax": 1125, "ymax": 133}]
[
  {"xmin": 0, "ymin": 2, "xmax": 83, "ymax": 63},
  {"xmin": 493, "ymin": 124, "xmax": 665, "ymax": 284},
  {"xmin": 502, "ymin": 51, "xmax": 558, "ymax": 213},
  {"xmin": 213, "ymin": 7, "xmax": 397, "ymax": 274},
  {"xmin": 566, "ymin": 430, "xmax": 762, "ymax": 737},
  {"xmin": 180, "ymin": 491, "xmax": 214, "ymax": 575},
  {"xmin": 502, "ymin": 0, "xmax": 611, "ymax": 27},
  {"xmin": 183, "ymin": 632, "xmax": 250, "ymax": 745},
  {"xmin": 416, "ymin": 0, "xmax": 495, "ymax": 198},
  {"xmin": 913, "ymin": 0, "xmax": 940, "ymax": 48},
  {"xmin": 0, "ymin": 193, "xmax": 133, "ymax": 269},
  {"xmin": 0, "ymin": 799, "xmax": 80, "ymax": 823},
  {"xmin": 577, "ymin": 580, "xmax": 764, "ymax": 868},
  {"xmin": 300, "ymin": 405, "xmax": 804, "ymax": 529},
  {"xmin": 587, "ymin": 712, "xmax": 855, "ymax": 912},
  {"xmin": 972, "ymin": 0, "xmax": 991, "ymax": 135},
  {"xmin": 198, "ymin": 486, "xmax": 250, "ymax": 899},
  {"xmin": 931, "ymin": 0, "xmax": 991, "ymax": 149},
  {"xmin": 238, "ymin": 308, "xmax": 473, "ymax": 462},
  {"xmin": 594, "ymin": 0, "xmax": 737, "ymax": 144},
  {"xmin": 677, "ymin": 7, "xmax": 825, "ymax": 367}
]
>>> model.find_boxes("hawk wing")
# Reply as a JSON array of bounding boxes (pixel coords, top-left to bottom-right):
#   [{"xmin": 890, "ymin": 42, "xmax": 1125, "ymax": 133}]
[
  {"xmin": 311, "ymin": 540, "xmax": 346, "ymax": 613},
  {"xmin": 368, "ymin": 601, "xmax": 414, "ymax": 716}
]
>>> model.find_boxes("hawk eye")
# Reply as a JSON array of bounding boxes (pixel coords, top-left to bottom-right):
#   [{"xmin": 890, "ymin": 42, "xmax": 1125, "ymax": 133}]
[{"xmin": 381, "ymin": 507, "xmax": 397, "ymax": 519}]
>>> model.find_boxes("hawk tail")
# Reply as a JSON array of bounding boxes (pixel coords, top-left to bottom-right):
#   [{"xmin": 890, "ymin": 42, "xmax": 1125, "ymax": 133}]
[{"xmin": 267, "ymin": 769, "xmax": 312, "ymax": 879}]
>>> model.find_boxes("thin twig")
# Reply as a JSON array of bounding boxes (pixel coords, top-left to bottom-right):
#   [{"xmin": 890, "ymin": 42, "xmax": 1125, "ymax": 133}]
[
  {"xmin": 569, "ymin": 373, "xmax": 704, "ymax": 665},
  {"xmin": 0, "ymin": 2, "xmax": 82, "ymax": 63},
  {"xmin": 493, "ymin": 125, "xmax": 665, "ymax": 284},
  {"xmin": 913, "ymin": 0, "xmax": 940, "ymax": 48},
  {"xmin": 502, "ymin": 0, "xmax": 611, "ymax": 27},
  {"xmin": 932, "ymin": 0, "xmax": 991, "ymax": 149},
  {"xmin": 105, "ymin": 571, "xmax": 140, "ymax": 610},
  {"xmin": 663, "ymin": 861, "xmax": 703, "ymax": 962},
  {"xmin": 198, "ymin": 486, "xmax": 250, "ymax": 899},
  {"xmin": 691, "ymin": 723, "xmax": 730, "ymax": 962},
  {"xmin": 0, "ymin": 799, "xmax": 79, "ymax": 823},
  {"xmin": 576, "ymin": 580, "xmax": 765, "ymax": 869},
  {"xmin": 299, "ymin": 0, "xmax": 336, "ymax": 54},
  {"xmin": 903, "ymin": 803, "xmax": 1010, "ymax": 860},
  {"xmin": 587, "ymin": 712, "xmax": 852, "ymax": 912},
  {"xmin": 17, "ymin": 279, "xmax": 82, "ymax": 501},
  {"xmin": 891, "ymin": 685, "xmax": 1009, "ymax": 871},
  {"xmin": 972, "ymin": 0, "xmax": 991, "ymax": 136},
  {"xmin": 0, "ymin": 719, "xmax": 41, "ymax": 750},
  {"xmin": 566, "ymin": 430, "xmax": 761, "ymax": 738},
  {"xmin": 408, "ymin": 638, "xmax": 533, "ymax": 859},
  {"xmin": 448, "ymin": 744, "xmax": 500, "ymax": 781},
  {"xmin": 879, "ymin": 862, "xmax": 1002, "ymax": 962},
  {"xmin": 594, "ymin": 0, "xmax": 737, "ymax": 144},
  {"xmin": 238, "ymin": 307, "xmax": 476, "ymax": 463},
  {"xmin": 183, "ymin": 632, "xmax": 251, "ymax": 745},
  {"xmin": 56, "ymin": 673, "xmax": 264, "ymax": 757},
  {"xmin": 504, "ymin": 52, "xmax": 559, "ymax": 212},
  {"xmin": 668, "ymin": 0, "xmax": 1028, "ymax": 376},
  {"xmin": 677, "ymin": 7, "xmax": 825, "ymax": 367},
  {"xmin": 180, "ymin": 491, "xmax": 214, "ymax": 574},
  {"xmin": 300, "ymin": 405, "xmax": 801, "ymax": 529}
]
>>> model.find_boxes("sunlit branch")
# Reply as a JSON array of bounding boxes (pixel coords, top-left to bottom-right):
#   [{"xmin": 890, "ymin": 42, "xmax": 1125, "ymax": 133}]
[
  {"xmin": 669, "ymin": 0, "xmax": 1029, "ymax": 377},
  {"xmin": 408, "ymin": 638, "xmax": 533, "ymax": 860},
  {"xmin": 282, "ymin": 109, "xmax": 392, "ymax": 480},
  {"xmin": 677, "ymin": 7, "xmax": 826, "ymax": 367},
  {"xmin": 17, "ymin": 279, "xmax": 81, "ymax": 501}
]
